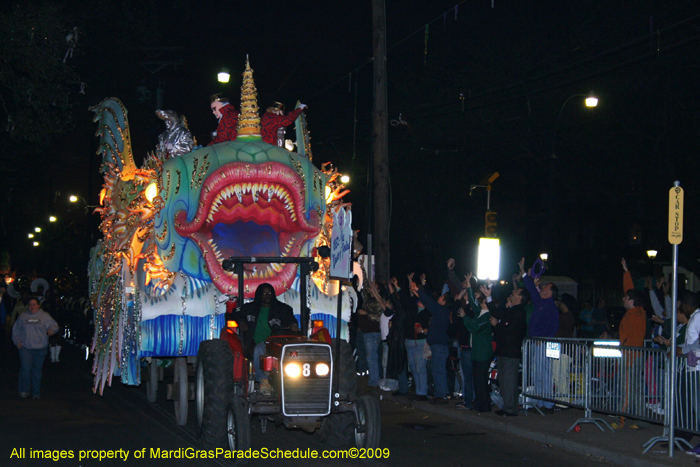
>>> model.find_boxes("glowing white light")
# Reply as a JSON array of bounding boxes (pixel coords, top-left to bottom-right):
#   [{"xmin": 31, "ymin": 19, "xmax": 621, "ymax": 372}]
[
  {"xmin": 49, "ymin": 216, "xmax": 57, "ymax": 222},
  {"xmin": 340, "ymin": 175, "xmax": 350, "ymax": 184},
  {"xmin": 477, "ymin": 237, "xmax": 500, "ymax": 280},
  {"xmin": 540, "ymin": 253, "xmax": 548, "ymax": 261},
  {"xmin": 145, "ymin": 182, "xmax": 158, "ymax": 202},
  {"xmin": 647, "ymin": 250, "xmax": 658, "ymax": 259},
  {"xmin": 316, "ymin": 363, "xmax": 330, "ymax": 377},
  {"xmin": 592, "ymin": 341, "xmax": 621, "ymax": 358},
  {"xmin": 585, "ymin": 91, "xmax": 598, "ymax": 108},
  {"xmin": 28, "ymin": 234, "xmax": 34, "ymax": 239},
  {"xmin": 284, "ymin": 363, "xmax": 301, "ymax": 378},
  {"xmin": 218, "ymin": 68, "xmax": 230, "ymax": 83},
  {"xmin": 69, "ymin": 195, "xmax": 78, "ymax": 203},
  {"xmin": 34, "ymin": 227, "xmax": 41, "ymax": 233},
  {"xmin": 33, "ymin": 242, "xmax": 39, "ymax": 247}
]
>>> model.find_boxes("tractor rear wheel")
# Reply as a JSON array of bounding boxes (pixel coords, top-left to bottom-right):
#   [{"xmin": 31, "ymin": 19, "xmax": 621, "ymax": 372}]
[
  {"xmin": 196, "ymin": 339, "xmax": 234, "ymax": 448},
  {"xmin": 354, "ymin": 395, "xmax": 381, "ymax": 449}
]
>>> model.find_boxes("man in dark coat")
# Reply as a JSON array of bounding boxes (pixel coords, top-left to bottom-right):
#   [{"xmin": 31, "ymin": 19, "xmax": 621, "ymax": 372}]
[
  {"xmin": 231, "ymin": 283, "xmax": 298, "ymax": 395},
  {"xmin": 490, "ymin": 287, "xmax": 530, "ymax": 417}
]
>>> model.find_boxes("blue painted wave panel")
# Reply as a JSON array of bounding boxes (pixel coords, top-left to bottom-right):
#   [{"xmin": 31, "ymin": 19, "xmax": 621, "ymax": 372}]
[{"xmin": 139, "ymin": 314, "xmax": 226, "ymax": 357}]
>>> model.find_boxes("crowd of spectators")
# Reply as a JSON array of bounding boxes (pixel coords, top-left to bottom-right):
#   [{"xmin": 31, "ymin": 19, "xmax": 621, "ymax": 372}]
[{"xmin": 348, "ymin": 253, "xmax": 700, "ymax": 451}]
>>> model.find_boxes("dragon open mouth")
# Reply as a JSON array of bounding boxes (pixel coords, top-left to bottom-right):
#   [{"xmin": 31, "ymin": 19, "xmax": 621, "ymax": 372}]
[{"xmin": 173, "ymin": 161, "xmax": 321, "ymax": 297}]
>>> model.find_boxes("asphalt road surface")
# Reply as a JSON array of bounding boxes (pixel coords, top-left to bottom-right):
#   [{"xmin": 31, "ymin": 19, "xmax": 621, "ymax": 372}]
[{"xmin": 1, "ymin": 339, "xmax": 606, "ymax": 467}]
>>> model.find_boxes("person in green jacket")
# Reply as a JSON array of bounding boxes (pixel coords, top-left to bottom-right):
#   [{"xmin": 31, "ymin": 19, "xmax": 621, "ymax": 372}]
[{"xmin": 458, "ymin": 282, "xmax": 493, "ymax": 413}]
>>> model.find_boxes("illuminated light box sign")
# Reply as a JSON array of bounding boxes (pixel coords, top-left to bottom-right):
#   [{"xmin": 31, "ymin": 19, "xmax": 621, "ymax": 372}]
[{"xmin": 330, "ymin": 208, "xmax": 353, "ymax": 281}]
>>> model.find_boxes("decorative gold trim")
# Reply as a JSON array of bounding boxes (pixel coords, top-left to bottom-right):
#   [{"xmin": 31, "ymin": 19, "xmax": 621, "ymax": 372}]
[
  {"xmin": 156, "ymin": 221, "xmax": 168, "ymax": 241},
  {"xmin": 162, "ymin": 243, "xmax": 176, "ymax": 261}
]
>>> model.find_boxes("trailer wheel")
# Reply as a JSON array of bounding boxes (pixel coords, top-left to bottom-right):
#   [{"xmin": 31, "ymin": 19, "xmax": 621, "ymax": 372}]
[
  {"xmin": 354, "ymin": 395, "xmax": 381, "ymax": 449},
  {"xmin": 196, "ymin": 339, "xmax": 234, "ymax": 447},
  {"xmin": 317, "ymin": 339, "xmax": 357, "ymax": 447},
  {"xmin": 173, "ymin": 357, "xmax": 189, "ymax": 425},
  {"xmin": 146, "ymin": 358, "xmax": 158, "ymax": 402},
  {"xmin": 227, "ymin": 396, "xmax": 251, "ymax": 463}
]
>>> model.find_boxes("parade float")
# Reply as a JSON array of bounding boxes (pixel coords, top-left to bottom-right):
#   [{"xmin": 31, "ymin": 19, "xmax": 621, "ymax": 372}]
[{"xmin": 87, "ymin": 60, "xmax": 363, "ymax": 434}]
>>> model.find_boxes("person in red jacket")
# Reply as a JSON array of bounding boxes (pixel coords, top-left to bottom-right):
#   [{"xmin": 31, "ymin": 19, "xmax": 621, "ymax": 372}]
[
  {"xmin": 209, "ymin": 94, "xmax": 240, "ymax": 145},
  {"xmin": 612, "ymin": 258, "xmax": 647, "ymax": 429},
  {"xmin": 261, "ymin": 102, "xmax": 307, "ymax": 146}
]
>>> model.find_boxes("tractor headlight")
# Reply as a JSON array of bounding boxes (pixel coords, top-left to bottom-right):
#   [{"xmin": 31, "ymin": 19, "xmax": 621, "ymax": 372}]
[
  {"xmin": 284, "ymin": 363, "xmax": 301, "ymax": 378},
  {"xmin": 316, "ymin": 363, "xmax": 330, "ymax": 377}
]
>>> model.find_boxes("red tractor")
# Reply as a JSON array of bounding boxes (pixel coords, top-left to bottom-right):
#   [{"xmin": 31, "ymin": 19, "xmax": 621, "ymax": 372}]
[{"xmin": 194, "ymin": 257, "xmax": 380, "ymax": 459}]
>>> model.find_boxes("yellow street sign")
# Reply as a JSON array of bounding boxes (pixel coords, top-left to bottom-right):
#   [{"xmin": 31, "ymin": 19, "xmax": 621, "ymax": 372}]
[{"xmin": 669, "ymin": 186, "xmax": 684, "ymax": 244}]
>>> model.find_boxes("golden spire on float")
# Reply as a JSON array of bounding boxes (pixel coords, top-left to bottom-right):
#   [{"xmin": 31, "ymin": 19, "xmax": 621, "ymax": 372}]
[{"xmin": 237, "ymin": 56, "xmax": 261, "ymax": 139}]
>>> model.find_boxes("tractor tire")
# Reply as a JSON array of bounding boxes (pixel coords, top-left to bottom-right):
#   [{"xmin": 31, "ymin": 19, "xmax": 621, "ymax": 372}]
[
  {"xmin": 173, "ymin": 357, "xmax": 189, "ymax": 426},
  {"xmin": 317, "ymin": 339, "xmax": 357, "ymax": 447},
  {"xmin": 354, "ymin": 395, "xmax": 381, "ymax": 449},
  {"xmin": 196, "ymin": 339, "xmax": 234, "ymax": 448},
  {"xmin": 227, "ymin": 396, "xmax": 251, "ymax": 464},
  {"xmin": 146, "ymin": 358, "xmax": 158, "ymax": 403}
]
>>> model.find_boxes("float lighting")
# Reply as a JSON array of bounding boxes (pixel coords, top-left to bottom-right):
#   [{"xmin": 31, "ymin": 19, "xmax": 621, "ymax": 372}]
[{"xmin": 145, "ymin": 182, "xmax": 158, "ymax": 202}]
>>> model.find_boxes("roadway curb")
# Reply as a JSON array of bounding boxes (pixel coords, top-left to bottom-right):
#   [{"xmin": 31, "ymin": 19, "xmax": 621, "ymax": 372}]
[{"xmin": 391, "ymin": 396, "xmax": 675, "ymax": 467}]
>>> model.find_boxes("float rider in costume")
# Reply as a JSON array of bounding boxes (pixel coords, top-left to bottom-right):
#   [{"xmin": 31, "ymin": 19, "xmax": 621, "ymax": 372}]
[
  {"xmin": 261, "ymin": 102, "xmax": 307, "ymax": 147},
  {"xmin": 209, "ymin": 93, "xmax": 240, "ymax": 145},
  {"xmin": 230, "ymin": 283, "xmax": 299, "ymax": 395}
]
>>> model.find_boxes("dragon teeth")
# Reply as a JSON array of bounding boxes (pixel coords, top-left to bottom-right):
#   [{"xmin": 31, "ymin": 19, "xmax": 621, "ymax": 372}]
[{"xmin": 252, "ymin": 183, "xmax": 259, "ymax": 203}]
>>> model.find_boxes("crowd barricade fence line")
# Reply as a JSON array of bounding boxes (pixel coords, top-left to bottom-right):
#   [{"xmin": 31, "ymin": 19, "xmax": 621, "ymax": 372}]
[{"xmin": 519, "ymin": 337, "xmax": 696, "ymax": 456}]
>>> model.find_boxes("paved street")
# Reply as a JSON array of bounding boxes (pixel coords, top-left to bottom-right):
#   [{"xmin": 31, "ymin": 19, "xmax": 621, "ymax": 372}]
[{"xmin": 0, "ymin": 337, "xmax": 687, "ymax": 467}]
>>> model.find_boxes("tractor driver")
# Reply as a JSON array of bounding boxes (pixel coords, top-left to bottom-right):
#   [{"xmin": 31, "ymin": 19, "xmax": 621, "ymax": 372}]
[{"xmin": 232, "ymin": 283, "xmax": 299, "ymax": 395}]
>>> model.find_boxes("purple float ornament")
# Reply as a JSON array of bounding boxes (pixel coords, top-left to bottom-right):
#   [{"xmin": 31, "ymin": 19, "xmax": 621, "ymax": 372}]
[{"xmin": 531, "ymin": 258, "xmax": 546, "ymax": 280}]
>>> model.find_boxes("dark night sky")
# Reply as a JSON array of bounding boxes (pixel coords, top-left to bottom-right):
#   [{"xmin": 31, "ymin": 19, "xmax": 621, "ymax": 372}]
[{"xmin": 3, "ymin": 0, "xmax": 700, "ymax": 297}]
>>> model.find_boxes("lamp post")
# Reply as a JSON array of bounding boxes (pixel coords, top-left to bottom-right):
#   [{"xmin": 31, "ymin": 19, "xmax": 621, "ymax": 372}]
[
  {"xmin": 545, "ymin": 91, "xmax": 598, "ymax": 263},
  {"xmin": 647, "ymin": 249, "xmax": 658, "ymax": 276},
  {"xmin": 552, "ymin": 91, "xmax": 598, "ymax": 160}
]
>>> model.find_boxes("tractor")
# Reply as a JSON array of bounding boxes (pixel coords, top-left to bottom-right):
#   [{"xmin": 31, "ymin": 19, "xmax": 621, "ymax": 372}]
[{"xmin": 194, "ymin": 256, "xmax": 381, "ymax": 459}]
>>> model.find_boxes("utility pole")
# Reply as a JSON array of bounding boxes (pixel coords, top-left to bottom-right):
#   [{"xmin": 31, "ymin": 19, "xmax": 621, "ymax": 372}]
[{"xmin": 372, "ymin": 0, "xmax": 389, "ymax": 281}]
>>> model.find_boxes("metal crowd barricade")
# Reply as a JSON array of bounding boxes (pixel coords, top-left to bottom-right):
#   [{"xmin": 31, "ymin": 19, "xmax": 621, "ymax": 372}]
[
  {"xmin": 588, "ymin": 343, "xmax": 666, "ymax": 425},
  {"xmin": 521, "ymin": 338, "xmax": 700, "ymax": 457},
  {"xmin": 521, "ymin": 338, "xmax": 612, "ymax": 431},
  {"xmin": 645, "ymin": 355, "xmax": 697, "ymax": 453}
]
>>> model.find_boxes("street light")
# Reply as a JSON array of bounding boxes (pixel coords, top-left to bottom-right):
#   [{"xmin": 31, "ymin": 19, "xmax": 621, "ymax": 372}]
[
  {"xmin": 34, "ymin": 227, "xmax": 41, "ymax": 233},
  {"xmin": 585, "ymin": 91, "xmax": 598, "ymax": 108},
  {"xmin": 218, "ymin": 67, "xmax": 230, "ymax": 83},
  {"xmin": 340, "ymin": 175, "xmax": 350, "ymax": 184},
  {"xmin": 647, "ymin": 250, "xmax": 658, "ymax": 260},
  {"xmin": 552, "ymin": 91, "xmax": 599, "ymax": 159},
  {"xmin": 49, "ymin": 216, "xmax": 57, "ymax": 222},
  {"xmin": 28, "ymin": 233, "xmax": 34, "ymax": 239},
  {"xmin": 540, "ymin": 253, "xmax": 548, "ymax": 262},
  {"xmin": 33, "ymin": 242, "xmax": 39, "ymax": 247},
  {"xmin": 545, "ymin": 92, "xmax": 599, "ymax": 260}
]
